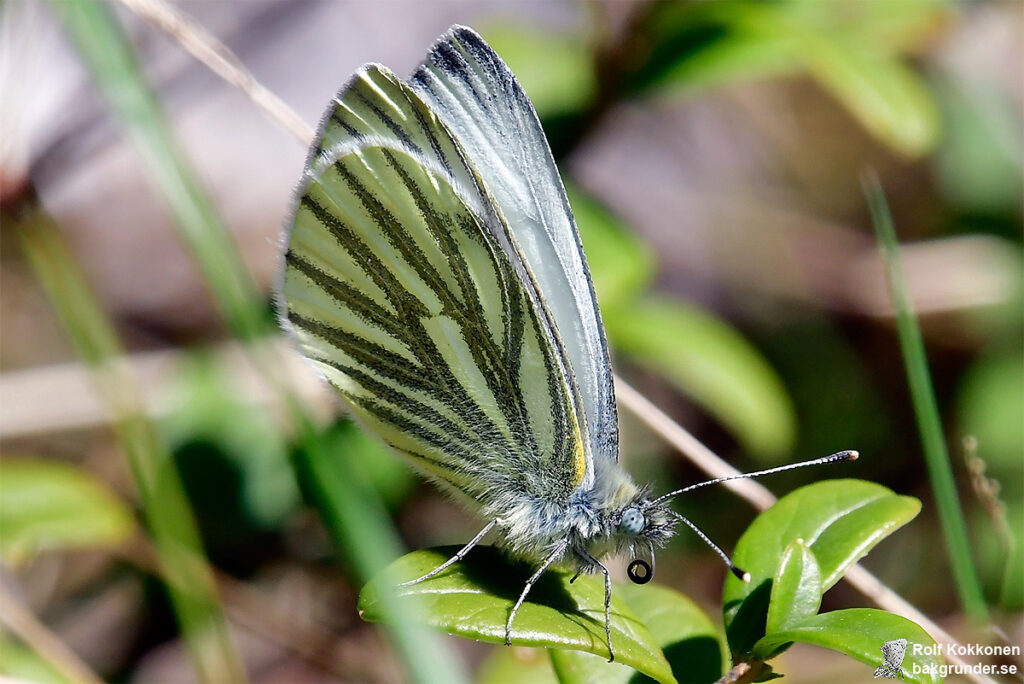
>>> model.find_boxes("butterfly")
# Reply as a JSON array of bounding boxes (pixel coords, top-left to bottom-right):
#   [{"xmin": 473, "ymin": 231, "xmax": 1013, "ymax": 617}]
[{"xmin": 277, "ymin": 24, "xmax": 856, "ymax": 661}]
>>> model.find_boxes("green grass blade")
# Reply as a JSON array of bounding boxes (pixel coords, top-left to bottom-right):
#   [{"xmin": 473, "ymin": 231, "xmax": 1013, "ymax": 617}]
[
  {"xmin": 49, "ymin": 0, "xmax": 268, "ymax": 343},
  {"xmin": 292, "ymin": 419, "xmax": 468, "ymax": 684},
  {"xmin": 48, "ymin": 3, "xmax": 466, "ymax": 675},
  {"xmin": 15, "ymin": 204, "xmax": 245, "ymax": 683},
  {"xmin": 863, "ymin": 171, "xmax": 988, "ymax": 622}
]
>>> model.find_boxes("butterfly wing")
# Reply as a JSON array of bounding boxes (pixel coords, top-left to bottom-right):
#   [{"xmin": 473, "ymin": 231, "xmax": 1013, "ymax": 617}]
[
  {"xmin": 410, "ymin": 26, "xmax": 619, "ymax": 468},
  {"xmin": 280, "ymin": 64, "xmax": 589, "ymax": 509}
]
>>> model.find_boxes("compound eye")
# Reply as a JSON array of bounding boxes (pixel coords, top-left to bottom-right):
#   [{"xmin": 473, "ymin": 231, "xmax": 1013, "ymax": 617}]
[{"xmin": 619, "ymin": 507, "xmax": 645, "ymax": 535}]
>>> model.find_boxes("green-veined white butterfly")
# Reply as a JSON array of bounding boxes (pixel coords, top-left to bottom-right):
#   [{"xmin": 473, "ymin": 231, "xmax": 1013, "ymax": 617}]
[{"xmin": 277, "ymin": 25, "xmax": 856, "ymax": 661}]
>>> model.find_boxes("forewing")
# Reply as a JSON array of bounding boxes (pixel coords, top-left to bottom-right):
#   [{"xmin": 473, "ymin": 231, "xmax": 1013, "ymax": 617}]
[
  {"xmin": 410, "ymin": 26, "xmax": 619, "ymax": 465},
  {"xmin": 281, "ymin": 65, "xmax": 588, "ymax": 507}
]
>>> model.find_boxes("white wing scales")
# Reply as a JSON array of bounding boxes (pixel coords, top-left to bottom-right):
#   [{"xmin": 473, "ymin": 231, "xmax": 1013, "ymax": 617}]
[{"xmin": 411, "ymin": 26, "xmax": 620, "ymax": 468}]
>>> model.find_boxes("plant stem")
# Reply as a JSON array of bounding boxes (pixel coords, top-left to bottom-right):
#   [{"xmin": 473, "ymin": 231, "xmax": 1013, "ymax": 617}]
[{"xmin": 0, "ymin": 581, "xmax": 104, "ymax": 684}]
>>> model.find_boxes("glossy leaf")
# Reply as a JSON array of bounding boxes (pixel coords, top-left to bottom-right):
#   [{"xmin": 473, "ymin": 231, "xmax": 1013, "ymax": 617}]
[
  {"xmin": 0, "ymin": 459, "xmax": 134, "ymax": 564},
  {"xmin": 359, "ymin": 546, "xmax": 676, "ymax": 683},
  {"xmin": 550, "ymin": 582, "xmax": 723, "ymax": 684},
  {"xmin": 606, "ymin": 297, "xmax": 796, "ymax": 459},
  {"xmin": 753, "ymin": 608, "xmax": 943, "ymax": 684},
  {"xmin": 723, "ymin": 480, "xmax": 920, "ymax": 654},
  {"xmin": 765, "ymin": 540, "xmax": 821, "ymax": 636}
]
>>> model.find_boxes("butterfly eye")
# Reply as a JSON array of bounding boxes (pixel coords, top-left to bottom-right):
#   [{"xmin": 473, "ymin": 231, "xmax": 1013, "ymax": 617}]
[{"xmin": 619, "ymin": 507, "xmax": 645, "ymax": 535}]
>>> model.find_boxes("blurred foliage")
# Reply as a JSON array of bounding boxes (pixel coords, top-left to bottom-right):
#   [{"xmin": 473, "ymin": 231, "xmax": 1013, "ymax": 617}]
[
  {"xmin": 957, "ymin": 351, "xmax": 1024, "ymax": 476},
  {"xmin": 571, "ymin": 185, "xmax": 797, "ymax": 460},
  {"xmin": 934, "ymin": 73, "xmax": 1024, "ymax": 219},
  {"xmin": 0, "ymin": 638, "xmax": 71, "ymax": 684},
  {"xmin": 634, "ymin": 1, "xmax": 942, "ymax": 156},
  {"xmin": 162, "ymin": 354, "xmax": 299, "ymax": 532},
  {"xmin": 491, "ymin": 0, "xmax": 947, "ymax": 158},
  {"xmin": 867, "ymin": 175, "xmax": 987, "ymax": 621},
  {"xmin": 958, "ymin": 347, "xmax": 1024, "ymax": 610},
  {"xmin": 15, "ymin": 202, "xmax": 243, "ymax": 682},
  {"xmin": 0, "ymin": 458, "xmax": 134, "ymax": 565}
]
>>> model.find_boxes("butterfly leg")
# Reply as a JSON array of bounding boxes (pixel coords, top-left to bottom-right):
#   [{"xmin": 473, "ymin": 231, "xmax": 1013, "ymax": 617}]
[
  {"xmin": 577, "ymin": 548, "xmax": 614, "ymax": 662},
  {"xmin": 505, "ymin": 539, "xmax": 568, "ymax": 646},
  {"xmin": 399, "ymin": 518, "xmax": 500, "ymax": 587}
]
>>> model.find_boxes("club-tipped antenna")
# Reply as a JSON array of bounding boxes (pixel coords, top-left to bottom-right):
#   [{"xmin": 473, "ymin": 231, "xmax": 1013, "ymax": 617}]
[
  {"xmin": 652, "ymin": 450, "xmax": 858, "ymax": 506},
  {"xmin": 669, "ymin": 510, "xmax": 750, "ymax": 582}
]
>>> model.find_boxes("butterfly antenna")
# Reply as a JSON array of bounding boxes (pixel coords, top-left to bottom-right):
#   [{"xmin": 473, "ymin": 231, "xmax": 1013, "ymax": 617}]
[
  {"xmin": 651, "ymin": 450, "xmax": 858, "ymax": 505},
  {"xmin": 668, "ymin": 510, "xmax": 750, "ymax": 582}
]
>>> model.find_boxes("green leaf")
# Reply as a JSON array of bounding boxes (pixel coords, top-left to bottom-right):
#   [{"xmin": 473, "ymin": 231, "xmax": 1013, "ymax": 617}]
[
  {"xmin": 358, "ymin": 546, "xmax": 676, "ymax": 684},
  {"xmin": 568, "ymin": 185, "xmax": 655, "ymax": 314},
  {"xmin": 630, "ymin": 2, "xmax": 944, "ymax": 156},
  {"xmin": 0, "ymin": 459, "xmax": 134, "ymax": 564},
  {"xmin": 550, "ymin": 583, "xmax": 723, "ymax": 683},
  {"xmin": 802, "ymin": 39, "xmax": 939, "ymax": 157},
  {"xmin": 765, "ymin": 540, "xmax": 821, "ymax": 637},
  {"xmin": 606, "ymin": 297, "xmax": 796, "ymax": 459},
  {"xmin": 753, "ymin": 609, "xmax": 943, "ymax": 684},
  {"xmin": 723, "ymin": 479, "xmax": 920, "ymax": 655}
]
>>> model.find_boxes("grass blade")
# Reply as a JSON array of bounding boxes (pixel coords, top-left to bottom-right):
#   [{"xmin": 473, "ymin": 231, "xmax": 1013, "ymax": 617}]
[
  {"xmin": 291, "ymin": 419, "xmax": 468, "ymax": 684},
  {"xmin": 863, "ymin": 171, "xmax": 988, "ymax": 622},
  {"xmin": 49, "ymin": 0, "xmax": 268, "ymax": 343},
  {"xmin": 14, "ymin": 201, "xmax": 245, "ymax": 683},
  {"xmin": 47, "ymin": 1, "xmax": 465, "ymax": 677}
]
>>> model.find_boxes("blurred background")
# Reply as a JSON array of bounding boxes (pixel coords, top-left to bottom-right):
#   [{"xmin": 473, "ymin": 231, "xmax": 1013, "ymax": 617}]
[{"xmin": 1, "ymin": 1, "xmax": 1021, "ymax": 682}]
